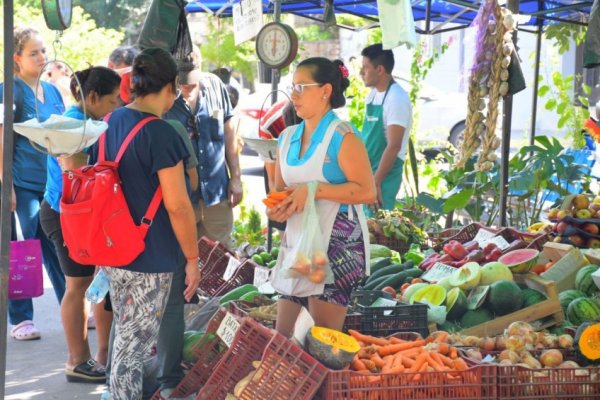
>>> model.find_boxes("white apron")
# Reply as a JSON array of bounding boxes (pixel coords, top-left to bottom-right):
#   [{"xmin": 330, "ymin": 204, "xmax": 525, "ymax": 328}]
[{"xmin": 270, "ymin": 119, "xmax": 371, "ymax": 297}]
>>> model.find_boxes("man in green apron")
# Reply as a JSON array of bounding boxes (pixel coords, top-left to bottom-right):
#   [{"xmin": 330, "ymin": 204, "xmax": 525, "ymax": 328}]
[{"xmin": 359, "ymin": 44, "xmax": 412, "ymax": 213}]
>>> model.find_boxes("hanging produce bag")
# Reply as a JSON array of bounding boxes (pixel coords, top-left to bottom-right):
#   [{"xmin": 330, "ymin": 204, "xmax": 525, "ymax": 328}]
[
  {"xmin": 9, "ymin": 239, "xmax": 44, "ymax": 300},
  {"xmin": 138, "ymin": 0, "xmax": 192, "ymax": 58},
  {"xmin": 270, "ymin": 182, "xmax": 334, "ymax": 297}
]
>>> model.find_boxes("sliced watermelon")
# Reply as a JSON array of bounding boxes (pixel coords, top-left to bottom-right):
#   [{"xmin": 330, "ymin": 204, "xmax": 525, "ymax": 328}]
[
  {"xmin": 498, "ymin": 249, "xmax": 539, "ymax": 274},
  {"xmin": 446, "ymin": 287, "xmax": 468, "ymax": 321}
]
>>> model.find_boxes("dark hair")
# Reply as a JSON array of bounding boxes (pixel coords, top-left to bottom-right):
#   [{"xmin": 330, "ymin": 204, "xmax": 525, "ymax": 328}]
[
  {"xmin": 70, "ymin": 66, "xmax": 121, "ymax": 102},
  {"xmin": 361, "ymin": 43, "xmax": 395, "ymax": 74},
  {"xmin": 225, "ymin": 84, "xmax": 239, "ymax": 109},
  {"xmin": 109, "ymin": 46, "xmax": 139, "ymax": 67},
  {"xmin": 212, "ymin": 67, "xmax": 232, "ymax": 84},
  {"xmin": 297, "ymin": 57, "xmax": 350, "ymax": 109},
  {"xmin": 131, "ymin": 48, "xmax": 178, "ymax": 97}
]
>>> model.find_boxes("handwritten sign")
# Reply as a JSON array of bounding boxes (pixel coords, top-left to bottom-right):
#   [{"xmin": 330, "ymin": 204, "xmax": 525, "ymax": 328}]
[
  {"xmin": 422, "ymin": 262, "xmax": 455, "ymax": 282},
  {"xmin": 371, "ymin": 297, "xmax": 398, "ymax": 316},
  {"xmin": 216, "ymin": 312, "xmax": 241, "ymax": 348},
  {"xmin": 474, "ymin": 229, "xmax": 496, "ymax": 247},
  {"xmin": 233, "ymin": 0, "xmax": 263, "ymax": 45},
  {"xmin": 486, "ymin": 235, "xmax": 510, "ymax": 250},
  {"xmin": 253, "ymin": 266, "xmax": 271, "ymax": 288},
  {"xmin": 223, "ymin": 256, "xmax": 241, "ymax": 281}
]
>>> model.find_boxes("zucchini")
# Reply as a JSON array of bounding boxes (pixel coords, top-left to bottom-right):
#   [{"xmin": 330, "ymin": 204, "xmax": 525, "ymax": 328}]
[
  {"xmin": 365, "ymin": 260, "xmax": 414, "ymax": 285},
  {"xmin": 219, "ymin": 284, "xmax": 258, "ymax": 306},
  {"xmin": 239, "ymin": 290, "xmax": 261, "ymax": 302},
  {"xmin": 372, "ymin": 268, "xmax": 423, "ymax": 291},
  {"xmin": 370, "ymin": 257, "xmax": 392, "ymax": 274},
  {"xmin": 362, "ymin": 275, "xmax": 391, "ymax": 291}
]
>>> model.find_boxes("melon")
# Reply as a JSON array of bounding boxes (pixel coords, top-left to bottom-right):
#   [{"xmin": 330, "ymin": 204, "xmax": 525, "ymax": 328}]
[
  {"xmin": 521, "ymin": 288, "xmax": 547, "ymax": 307},
  {"xmin": 410, "ymin": 284, "xmax": 446, "ymax": 306},
  {"xmin": 449, "ymin": 262, "xmax": 481, "ymax": 291},
  {"xmin": 559, "ymin": 289, "xmax": 587, "ymax": 311},
  {"xmin": 479, "ymin": 262, "xmax": 513, "ymax": 285},
  {"xmin": 575, "ymin": 265, "xmax": 600, "ymax": 297},
  {"xmin": 485, "ymin": 280, "xmax": 523, "ymax": 316},
  {"xmin": 403, "ymin": 282, "xmax": 428, "ymax": 303},
  {"xmin": 460, "ymin": 308, "xmax": 493, "ymax": 329},
  {"xmin": 437, "ymin": 276, "xmax": 453, "ymax": 291},
  {"xmin": 498, "ymin": 249, "xmax": 539, "ymax": 274},
  {"xmin": 446, "ymin": 287, "xmax": 468, "ymax": 321},
  {"xmin": 567, "ymin": 297, "xmax": 600, "ymax": 326},
  {"xmin": 306, "ymin": 326, "xmax": 360, "ymax": 370}
]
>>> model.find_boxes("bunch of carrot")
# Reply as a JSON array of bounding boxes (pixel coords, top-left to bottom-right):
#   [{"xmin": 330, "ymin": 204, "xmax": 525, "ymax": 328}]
[
  {"xmin": 347, "ymin": 330, "xmax": 469, "ymax": 382},
  {"xmin": 262, "ymin": 190, "xmax": 290, "ymax": 208}
]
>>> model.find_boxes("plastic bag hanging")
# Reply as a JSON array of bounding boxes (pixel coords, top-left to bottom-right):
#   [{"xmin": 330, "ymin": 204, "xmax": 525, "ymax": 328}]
[{"xmin": 283, "ymin": 182, "xmax": 334, "ymax": 285}]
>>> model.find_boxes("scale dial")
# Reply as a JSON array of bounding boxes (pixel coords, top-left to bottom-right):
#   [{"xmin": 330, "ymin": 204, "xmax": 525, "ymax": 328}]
[
  {"xmin": 255, "ymin": 22, "xmax": 298, "ymax": 69},
  {"xmin": 42, "ymin": 0, "xmax": 73, "ymax": 30}
]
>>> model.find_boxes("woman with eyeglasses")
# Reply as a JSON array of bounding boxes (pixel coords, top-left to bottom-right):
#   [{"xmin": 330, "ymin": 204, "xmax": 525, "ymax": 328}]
[{"xmin": 268, "ymin": 57, "xmax": 376, "ymax": 336}]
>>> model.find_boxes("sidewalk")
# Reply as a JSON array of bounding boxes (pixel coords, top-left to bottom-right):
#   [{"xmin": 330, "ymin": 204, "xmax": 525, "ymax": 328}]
[{"xmin": 4, "ymin": 154, "xmax": 266, "ymax": 399}]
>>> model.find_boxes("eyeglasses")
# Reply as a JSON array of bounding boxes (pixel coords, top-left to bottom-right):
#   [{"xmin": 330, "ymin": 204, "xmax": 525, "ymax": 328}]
[{"xmin": 287, "ymin": 83, "xmax": 322, "ymax": 95}]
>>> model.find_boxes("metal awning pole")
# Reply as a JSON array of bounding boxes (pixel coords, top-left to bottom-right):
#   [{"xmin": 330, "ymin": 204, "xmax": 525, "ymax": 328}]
[
  {"xmin": 499, "ymin": 0, "xmax": 520, "ymax": 227},
  {"xmin": 530, "ymin": 21, "xmax": 543, "ymax": 144},
  {"xmin": 1, "ymin": 0, "xmax": 15, "ymax": 396},
  {"xmin": 425, "ymin": 0, "xmax": 432, "ymax": 34},
  {"xmin": 270, "ymin": 0, "xmax": 282, "ymax": 105}
]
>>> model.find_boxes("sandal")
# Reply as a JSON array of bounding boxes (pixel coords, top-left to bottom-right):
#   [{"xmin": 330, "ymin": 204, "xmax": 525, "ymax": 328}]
[
  {"xmin": 10, "ymin": 320, "xmax": 41, "ymax": 341},
  {"xmin": 65, "ymin": 359, "xmax": 106, "ymax": 383}
]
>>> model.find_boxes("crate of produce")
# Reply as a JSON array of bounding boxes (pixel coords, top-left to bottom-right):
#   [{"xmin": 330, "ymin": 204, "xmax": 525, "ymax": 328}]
[
  {"xmin": 212, "ymin": 259, "xmax": 257, "ymax": 297},
  {"xmin": 428, "ymin": 227, "xmax": 461, "ymax": 248},
  {"xmin": 342, "ymin": 312, "xmax": 362, "ymax": 333},
  {"xmin": 498, "ymin": 227, "xmax": 550, "ymax": 252},
  {"xmin": 151, "ymin": 308, "xmax": 231, "ymax": 400},
  {"xmin": 198, "ymin": 254, "xmax": 256, "ymax": 297},
  {"xmin": 357, "ymin": 302, "xmax": 429, "ymax": 338},
  {"xmin": 433, "ymin": 222, "xmax": 502, "ymax": 251},
  {"xmin": 196, "ymin": 317, "xmax": 274, "ymax": 399},
  {"xmin": 239, "ymin": 332, "xmax": 329, "ymax": 400},
  {"xmin": 227, "ymin": 298, "xmax": 277, "ymax": 329},
  {"xmin": 197, "ymin": 236, "xmax": 231, "ymax": 268},
  {"xmin": 540, "ymin": 243, "xmax": 590, "ymax": 292},
  {"xmin": 460, "ymin": 273, "xmax": 564, "ymax": 337}
]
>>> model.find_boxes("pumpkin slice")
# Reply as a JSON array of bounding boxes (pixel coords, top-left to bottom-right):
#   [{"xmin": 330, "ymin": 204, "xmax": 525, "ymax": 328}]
[
  {"xmin": 575, "ymin": 322, "xmax": 600, "ymax": 363},
  {"xmin": 306, "ymin": 326, "xmax": 360, "ymax": 370}
]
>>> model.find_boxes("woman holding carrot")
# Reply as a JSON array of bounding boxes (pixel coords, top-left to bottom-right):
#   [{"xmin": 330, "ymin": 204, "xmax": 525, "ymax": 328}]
[{"xmin": 268, "ymin": 57, "xmax": 375, "ymax": 337}]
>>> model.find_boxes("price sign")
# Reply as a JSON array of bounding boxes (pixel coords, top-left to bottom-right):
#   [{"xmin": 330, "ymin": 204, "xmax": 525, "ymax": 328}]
[
  {"xmin": 421, "ymin": 262, "xmax": 455, "ymax": 282},
  {"xmin": 253, "ymin": 266, "xmax": 271, "ymax": 288},
  {"xmin": 216, "ymin": 312, "xmax": 241, "ymax": 348},
  {"xmin": 223, "ymin": 256, "xmax": 241, "ymax": 281},
  {"xmin": 371, "ymin": 297, "xmax": 398, "ymax": 316},
  {"xmin": 474, "ymin": 229, "xmax": 496, "ymax": 247},
  {"xmin": 486, "ymin": 235, "xmax": 510, "ymax": 250},
  {"xmin": 232, "ymin": 0, "xmax": 263, "ymax": 45}
]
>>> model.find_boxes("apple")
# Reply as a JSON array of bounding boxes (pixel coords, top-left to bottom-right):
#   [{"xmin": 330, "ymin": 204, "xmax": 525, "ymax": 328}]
[
  {"xmin": 556, "ymin": 221, "xmax": 569, "ymax": 234},
  {"xmin": 569, "ymin": 235, "xmax": 585, "ymax": 247},
  {"xmin": 587, "ymin": 238, "xmax": 600, "ymax": 249},
  {"xmin": 575, "ymin": 209, "xmax": 593, "ymax": 219},
  {"xmin": 596, "ymin": 210, "xmax": 600, "ymax": 219},
  {"xmin": 547, "ymin": 208, "xmax": 559, "ymax": 220},
  {"xmin": 557, "ymin": 210, "xmax": 570, "ymax": 220},
  {"xmin": 583, "ymin": 223, "xmax": 600, "ymax": 235},
  {"xmin": 593, "ymin": 196, "xmax": 600, "ymax": 205},
  {"xmin": 573, "ymin": 194, "xmax": 590, "ymax": 210}
]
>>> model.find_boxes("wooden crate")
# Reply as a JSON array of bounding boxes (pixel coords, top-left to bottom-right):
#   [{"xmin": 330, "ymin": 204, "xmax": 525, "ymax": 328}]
[
  {"xmin": 460, "ymin": 273, "xmax": 564, "ymax": 337},
  {"xmin": 540, "ymin": 242, "xmax": 590, "ymax": 292}
]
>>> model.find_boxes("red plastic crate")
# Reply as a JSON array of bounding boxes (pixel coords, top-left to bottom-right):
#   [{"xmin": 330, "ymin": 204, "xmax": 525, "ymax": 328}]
[
  {"xmin": 212, "ymin": 259, "xmax": 257, "ymax": 297},
  {"xmin": 151, "ymin": 308, "xmax": 230, "ymax": 400},
  {"xmin": 197, "ymin": 236, "xmax": 217, "ymax": 266},
  {"xmin": 195, "ymin": 318, "xmax": 274, "ymax": 400},
  {"xmin": 320, "ymin": 364, "xmax": 497, "ymax": 400},
  {"xmin": 198, "ymin": 251, "xmax": 239, "ymax": 297},
  {"xmin": 227, "ymin": 300, "xmax": 276, "ymax": 329}
]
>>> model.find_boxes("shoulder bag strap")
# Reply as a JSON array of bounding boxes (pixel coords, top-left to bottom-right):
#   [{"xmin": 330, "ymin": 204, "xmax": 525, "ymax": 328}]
[{"xmin": 98, "ymin": 113, "xmax": 112, "ymax": 163}]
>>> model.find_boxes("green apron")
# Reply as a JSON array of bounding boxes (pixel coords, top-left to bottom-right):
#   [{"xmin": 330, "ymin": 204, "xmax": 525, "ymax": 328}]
[{"xmin": 361, "ymin": 81, "xmax": 404, "ymax": 212}]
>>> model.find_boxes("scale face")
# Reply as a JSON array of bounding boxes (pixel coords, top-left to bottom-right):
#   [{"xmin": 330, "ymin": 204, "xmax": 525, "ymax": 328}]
[
  {"xmin": 42, "ymin": 0, "xmax": 73, "ymax": 30},
  {"xmin": 255, "ymin": 22, "xmax": 298, "ymax": 69}
]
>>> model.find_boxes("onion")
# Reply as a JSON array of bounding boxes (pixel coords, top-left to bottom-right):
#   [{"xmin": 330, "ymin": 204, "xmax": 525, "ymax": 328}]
[
  {"xmin": 478, "ymin": 337, "xmax": 496, "ymax": 352},
  {"xmin": 558, "ymin": 334, "xmax": 574, "ymax": 349},
  {"xmin": 506, "ymin": 321, "xmax": 534, "ymax": 337},
  {"xmin": 463, "ymin": 336, "xmax": 480, "ymax": 347},
  {"xmin": 542, "ymin": 334, "xmax": 558, "ymax": 348},
  {"xmin": 498, "ymin": 349, "xmax": 520, "ymax": 364},
  {"xmin": 466, "ymin": 348, "xmax": 483, "ymax": 361},
  {"xmin": 558, "ymin": 361, "xmax": 580, "ymax": 368},
  {"xmin": 499, "ymin": 359, "xmax": 514, "ymax": 365},
  {"xmin": 540, "ymin": 349, "xmax": 563, "ymax": 368},
  {"xmin": 522, "ymin": 354, "xmax": 542, "ymax": 369},
  {"xmin": 495, "ymin": 336, "xmax": 507, "ymax": 351},
  {"xmin": 506, "ymin": 335, "xmax": 526, "ymax": 353}
]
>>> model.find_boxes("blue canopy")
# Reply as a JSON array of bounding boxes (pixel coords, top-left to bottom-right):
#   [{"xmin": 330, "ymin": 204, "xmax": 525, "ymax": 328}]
[{"xmin": 185, "ymin": 0, "xmax": 592, "ymax": 33}]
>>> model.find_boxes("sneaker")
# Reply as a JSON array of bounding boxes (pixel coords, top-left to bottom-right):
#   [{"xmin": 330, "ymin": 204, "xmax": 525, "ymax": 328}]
[{"xmin": 65, "ymin": 359, "xmax": 106, "ymax": 383}]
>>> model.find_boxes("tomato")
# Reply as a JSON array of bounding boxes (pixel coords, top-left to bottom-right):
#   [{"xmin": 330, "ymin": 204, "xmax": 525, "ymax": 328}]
[
  {"xmin": 411, "ymin": 278, "xmax": 424, "ymax": 284},
  {"xmin": 400, "ymin": 283, "xmax": 411, "ymax": 294},
  {"xmin": 531, "ymin": 263, "xmax": 546, "ymax": 275},
  {"xmin": 382, "ymin": 286, "xmax": 396, "ymax": 297}
]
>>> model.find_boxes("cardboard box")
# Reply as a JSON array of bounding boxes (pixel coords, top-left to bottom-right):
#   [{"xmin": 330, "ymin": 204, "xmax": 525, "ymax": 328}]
[{"xmin": 540, "ymin": 242, "xmax": 589, "ymax": 292}]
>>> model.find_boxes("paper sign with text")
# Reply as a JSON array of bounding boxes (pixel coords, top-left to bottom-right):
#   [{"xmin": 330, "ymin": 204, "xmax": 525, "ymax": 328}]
[
  {"xmin": 223, "ymin": 256, "xmax": 241, "ymax": 281},
  {"xmin": 233, "ymin": 0, "xmax": 263, "ymax": 45},
  {"xmin": 484, "ymin": 235, "xmax": 510, "ymax": 250},
  {"xmin": 474, "ymin": 229, "xmax": 496, "ymax": 247},
  {"xmin": 422, "ymin": 263, "xmax": 455, "ymax": 282},
  {"xmin": 216, "ymin": 312, "xmax": 241, "ymax": 348},
  {"xmin": 253, "ymin": 266, "xmax": 271, "ymax": 288}
]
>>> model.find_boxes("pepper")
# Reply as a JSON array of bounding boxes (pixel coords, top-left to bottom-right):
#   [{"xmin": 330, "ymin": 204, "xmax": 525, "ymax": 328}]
[{"xmin": 443, "ymin": 240, "xmax": 469, "ymax": 260}]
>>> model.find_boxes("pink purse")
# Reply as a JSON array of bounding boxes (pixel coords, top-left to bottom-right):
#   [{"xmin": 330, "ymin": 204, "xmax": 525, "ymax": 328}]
[{"xmin": 9, "ymin": 239, "xmax": 44, "ymax": 300}]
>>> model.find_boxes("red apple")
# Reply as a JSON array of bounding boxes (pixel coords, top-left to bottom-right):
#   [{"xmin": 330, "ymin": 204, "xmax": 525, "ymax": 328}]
[
  {"xmin": 569, "ymin": 235, "xmax": 585, "ymax": 247},
  {"xmin": 556, "ymin": 221, "xmax": 569, "ymax": 234},
  {"xmin": 583, "ymin": 223, "xmax": 600, "ymax": 235}
]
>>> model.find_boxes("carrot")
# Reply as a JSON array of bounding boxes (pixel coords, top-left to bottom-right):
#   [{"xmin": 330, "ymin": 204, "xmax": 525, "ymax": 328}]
[
  {"xmin": 268, "ymin": 190, "xmax": 290, "ymax": 200},
  {"xmin": 362, "ymin": 359, "xmax": 378, "ymax": 372},
  {"xmin": 262, "ymin": 198, "xmax": 276, "ymax": 208},
  {"xmin": 348, "ymin": 330, "xmax": 389, "ymax": 347},
  {"xmin": 452, "ymin": 358, "xmax": 468, "ymax": 371},
  {"xmin": 412, "ymin": 361, "xmax": 429, "ymax": 381},
  {"xmin": 437, "ymin": 353, "xmax": 455, "ymax": 368},
  {"xmin": 388, "ymin": 337, "xmax": 406, "ymax": 344},
  {"xmin": 436, "ymin": 342, "xmax": 450, "ymax": 355},
  {"xmin": 402, "ymin": 357, "xmax": 416, "ymax": 368},
  {"xmin": 377, "ymin": 339, "xmax": 425, "ymax": 356},
  {"xmin": 426, "ymin": 353, "xmax": 447, "ymax": 372},
  {"xmin": 384, "ymin": 366, "xmax": 405, "ymax": 374},
  {"xmin": 357, "ymin": 349, "xmax": 369, "ymax": 359},
  {"xmin": 381, "ymin": 355, "xmax": 394, "ymax": 372},
  {"xmin": 351, "ymin": 356, "xmax": 368, "ymax": 371},
  {"xmin": 449, "ymin": 346, "xmax": 458, "ymax": 360},
  {"xmin": 370, "ymin": 354, "xmax": 385, "ymax": 369},
  {"xmin": 391, "ymin": 353, "xmax": 403, "ymax": 369},
  {"xmin": 392, "ymin": 347, "xmax": 422, "ymax": 359},
  {"xmin": 433, "ymin": 331, "xmax": 449, "ymax": 343},
  {"xmin": 408, "ymin": 352, "xmax": 429, "ymax": 373}
]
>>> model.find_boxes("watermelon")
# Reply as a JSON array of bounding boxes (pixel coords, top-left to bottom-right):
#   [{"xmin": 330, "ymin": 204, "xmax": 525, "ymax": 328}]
[
  {"xmin": 566, "ymin": 297, "xmax": 600, "ymax": 325},
  {"xmin": 460, "ymin": 308, "xmax": 493, "ymax": 329},
  {"xmin": 485, "ymin": 280, "xmax": 523, "ymax": 315},
  {"xmin": 521, "ymin": 288, "xmax": 547, "ymax": 307},
  {"xmin": 575, "ymin": 265, "xmax": 600, "ymax": 296},
  {"xmin": 446, "ymin": 287, "xmax": 468, "ymax": 321},
  {"xmin": 498, "ymin": 249, "xmax": 539, "ymax": 274},
  {"xmin": 438, "ymin": 320, "xmax": 460, "ymax": 333},
  {"xmin": 559, "ymin": 289, "xmax": 587, "ymax": 311}
]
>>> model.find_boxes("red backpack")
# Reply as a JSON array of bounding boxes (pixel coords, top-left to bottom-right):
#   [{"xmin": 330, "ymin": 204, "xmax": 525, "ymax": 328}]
[{"xmin": 60, "ymin": 116, "xmax": 163, "ymax": 267}]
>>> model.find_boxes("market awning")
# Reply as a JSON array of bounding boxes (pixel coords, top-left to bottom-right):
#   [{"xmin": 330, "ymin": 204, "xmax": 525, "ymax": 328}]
[{"xmin": 185, "ymin": 0, "xmax": 593, "ymax": 33}]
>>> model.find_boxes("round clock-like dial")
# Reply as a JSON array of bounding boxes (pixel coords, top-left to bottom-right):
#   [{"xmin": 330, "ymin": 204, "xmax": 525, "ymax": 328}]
[
  {"xmin": 256, "ymin": 22, "xmax": 298, "ymax": 69},
  {"xmin": 42, "ymin": 0, "xmax": 73, "ymax": 30}
]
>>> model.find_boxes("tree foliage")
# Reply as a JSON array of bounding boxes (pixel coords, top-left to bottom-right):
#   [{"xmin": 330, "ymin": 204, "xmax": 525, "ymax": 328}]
[{"xmin": 74, "ymin": 0, "xmax": 151, "ymax": 43}]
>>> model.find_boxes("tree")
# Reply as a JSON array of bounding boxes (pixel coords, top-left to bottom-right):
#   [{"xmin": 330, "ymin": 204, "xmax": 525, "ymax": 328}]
[{"xmin": 74, "ymin": 0, "xmax": 151, "ymax": 43}]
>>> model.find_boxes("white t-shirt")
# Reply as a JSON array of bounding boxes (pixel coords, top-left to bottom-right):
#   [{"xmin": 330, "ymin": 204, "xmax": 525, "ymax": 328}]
[{"xmin": 365, "ymin": 82, "xmax": 412, "ymax": 160}]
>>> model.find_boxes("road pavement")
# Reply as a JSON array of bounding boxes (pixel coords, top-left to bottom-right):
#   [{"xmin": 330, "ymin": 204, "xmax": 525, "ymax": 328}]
[{"xmin": 4, "ymin": 154, "xmax": 266, "ymax": 400}]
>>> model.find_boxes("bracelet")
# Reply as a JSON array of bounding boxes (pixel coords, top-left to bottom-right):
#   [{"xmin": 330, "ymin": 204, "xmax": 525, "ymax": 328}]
[{"xmin": 186, "ymin": 255, "xmax": 199, "ymax": 261}]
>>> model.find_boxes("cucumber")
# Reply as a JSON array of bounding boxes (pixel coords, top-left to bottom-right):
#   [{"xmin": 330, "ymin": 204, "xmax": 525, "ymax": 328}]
[
  {"xmin": 372, "ymin": 268, "xmax": 423, "ymax": 291},
  {"xmin": 370, "ymin": 257, "xmax": 392, "ymax": 274},
  {"xmin": 219, "ymin": 284, "xmax": 258, "ymax": 306},
  {"xmin": 239, "ymin": 290, "xmax": 261, "ymax": 302},
  {"xmin": 362, "ymin": 275, "xmax": 391, "ymax": 291},
  {"xmin": 365, "ymin": 260, "xmax": 414, "ymax": 285}
]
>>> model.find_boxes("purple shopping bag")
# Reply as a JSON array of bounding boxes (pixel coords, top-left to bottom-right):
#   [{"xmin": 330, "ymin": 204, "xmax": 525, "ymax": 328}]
[{"xmin": 9, "ymin": 239, "xmax": 44, "ymax": 300}]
